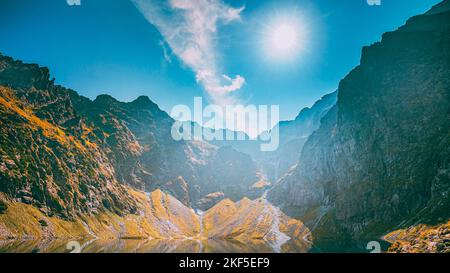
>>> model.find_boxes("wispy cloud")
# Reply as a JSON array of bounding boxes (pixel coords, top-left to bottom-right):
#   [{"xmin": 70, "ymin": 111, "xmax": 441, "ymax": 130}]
[
  {"xmin": 159, "ymin": 40, "xmax": 172, "ymax": 63},
  {"xmin": 131, "ymin": 0, "xmax": 245, "ymax": 104}
]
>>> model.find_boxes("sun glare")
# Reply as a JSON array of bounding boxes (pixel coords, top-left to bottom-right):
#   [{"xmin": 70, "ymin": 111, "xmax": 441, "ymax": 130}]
[
  {"xmin": 271, "ymin": 24, "xmax": 298, "ymax": 51},
  {"xmin": 262, "ymin": 12, "xmax": 309, "ymax": 62}
]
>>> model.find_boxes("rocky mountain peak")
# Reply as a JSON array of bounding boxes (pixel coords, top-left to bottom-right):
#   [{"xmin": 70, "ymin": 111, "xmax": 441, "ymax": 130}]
[
  {"xmin": 93, "ymin": 94, "xmax": 120, "ymax": 108},
  {"xmin": 129, "ymin": 95, "xmax": 158, "ymax": 110},
  {"xmin": 0, "ymin": 53, "xmax": 52, "ymax": 91}
]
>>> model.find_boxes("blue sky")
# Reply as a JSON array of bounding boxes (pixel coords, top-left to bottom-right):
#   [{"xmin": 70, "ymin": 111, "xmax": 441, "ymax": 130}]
[{"xmin": 0, "ymin": 0, "xmax": 441, "ymax": 123}]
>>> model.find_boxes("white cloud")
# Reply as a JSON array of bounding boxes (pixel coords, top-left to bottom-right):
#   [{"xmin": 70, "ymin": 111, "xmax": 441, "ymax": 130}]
[
  {"xmin": 131, "ymin": 0, "xmax": 245, "ymax": 104},
  {"xmin": 207, "ymin": 74, "xmax": 245, "ymax": 93}
]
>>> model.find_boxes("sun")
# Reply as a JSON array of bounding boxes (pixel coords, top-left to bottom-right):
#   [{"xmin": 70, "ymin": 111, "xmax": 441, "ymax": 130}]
[
  {"xmin": 271, "ymin": 23, "xmax": 298, "ymax": 51},
  {"xmin": 262, "ymin": 13, "xmax": 309, "ymax": 62}
]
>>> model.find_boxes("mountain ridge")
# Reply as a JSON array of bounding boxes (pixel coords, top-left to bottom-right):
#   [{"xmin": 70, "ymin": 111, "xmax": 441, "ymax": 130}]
[{"xmin": 3, "ymin": 51, "xmax": 272, "ymax": 209}]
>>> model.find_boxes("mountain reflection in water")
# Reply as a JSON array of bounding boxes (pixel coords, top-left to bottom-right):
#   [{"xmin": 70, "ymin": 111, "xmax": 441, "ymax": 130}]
[{"xmin": 0, "ymin": 238, "xmax": 312, "ymax": 253}]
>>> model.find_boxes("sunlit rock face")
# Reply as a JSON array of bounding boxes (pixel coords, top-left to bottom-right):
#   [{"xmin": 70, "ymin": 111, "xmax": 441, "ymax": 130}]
[
  {"xmin": 385, "ymin": 220, "xmax": 450, "ymax": 253},
  {"xmin": 203, "ymin": 197, "xmax": 311, "ymax": 249},
  {"xmin": 269, "ymin": 1, "xmax": 450, "ymax": 246},
  {"xmin": 0, "ymin": 189, "xmax": 199, "ymax": 241},
  {"xmin": 0, "ymin": 85, "xmax": 138, "ymax": 219}
]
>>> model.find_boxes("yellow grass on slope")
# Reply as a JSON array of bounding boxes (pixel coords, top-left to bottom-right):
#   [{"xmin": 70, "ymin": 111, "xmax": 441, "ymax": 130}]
[
  {"xmin": 0, "ymin": 189, "xmax": 198, "ymax": 240},
  {"xmin": 0, "ymin": 86, "xmax": 86, "ymax": 152},
  {"xmin": 203, "ymin": 197, "xmax": 311, "ymax": 242},
  {"xmin": 384, "ymin": 220, "xmax": 450, "ymax": 253}
]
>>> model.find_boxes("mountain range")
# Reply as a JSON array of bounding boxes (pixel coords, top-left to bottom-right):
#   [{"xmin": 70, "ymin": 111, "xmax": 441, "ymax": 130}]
[{"xmin": 0, "ymin": 0, "xmax": 449, "ymax": 253}]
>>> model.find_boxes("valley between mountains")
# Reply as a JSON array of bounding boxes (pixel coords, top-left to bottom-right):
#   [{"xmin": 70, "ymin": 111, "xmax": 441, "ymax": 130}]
[
  {"xmin": 1, "ymin": 1, "xmax": 450, "ymax": 253},
  {"xmin": 0, "ymin": 54, "xmax": 310, "ymax": 252}
]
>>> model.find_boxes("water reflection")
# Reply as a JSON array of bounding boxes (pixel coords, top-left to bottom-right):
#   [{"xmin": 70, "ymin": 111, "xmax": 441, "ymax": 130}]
[{"xmin": 0, "ymin": 238, "xmax": 312, "ymax": 253}]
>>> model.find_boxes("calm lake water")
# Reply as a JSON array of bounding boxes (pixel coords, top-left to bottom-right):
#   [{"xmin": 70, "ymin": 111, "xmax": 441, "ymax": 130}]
[
  {"xmin": 0, "ymin": 238, "xmax": 313, "ymax": 253},
  {"xmin": 0, "ymin": 237, "xmax": 391, "ymax": 253}
]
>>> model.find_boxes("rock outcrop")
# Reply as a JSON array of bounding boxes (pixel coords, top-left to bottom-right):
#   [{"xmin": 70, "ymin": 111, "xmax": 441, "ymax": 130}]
[{"xmin": 385, "ymin": 220, "xmax": 450, "ymax": 253}]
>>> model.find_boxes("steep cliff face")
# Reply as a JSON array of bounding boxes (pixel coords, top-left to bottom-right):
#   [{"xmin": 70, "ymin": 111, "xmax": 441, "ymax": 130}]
[{"xmin": 269, "ymin": 0, "xmax": 450, "ymax": 246}]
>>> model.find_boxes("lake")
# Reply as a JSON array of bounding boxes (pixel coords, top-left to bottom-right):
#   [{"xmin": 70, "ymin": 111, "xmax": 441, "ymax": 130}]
[{"xmin": 0, "ymin": 237, "xmax": 313, "ymax": 253}]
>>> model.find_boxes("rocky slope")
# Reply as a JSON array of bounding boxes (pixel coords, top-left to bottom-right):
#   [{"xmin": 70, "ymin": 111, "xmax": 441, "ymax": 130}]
[
  {"xmin": 385, "ymin": 219, "xmax": 450, "ymax": 253},
  {"xmin": 203, "ymin": 197, "xmax": 312, "ymax": 252},
  {"xmin": 269, "ymin": 0, "xmax": 450, "ymax": 250},
  {"xmin": 0, "ymin": 189, "xmax": 199, "ymax": 240},
  {"xmin": 0, "ymin": 82, "xmax": 137, "ymax": 219},
  {"xmin": 0, "ymin": 53, "xmax": 263, "ymax": 215}
]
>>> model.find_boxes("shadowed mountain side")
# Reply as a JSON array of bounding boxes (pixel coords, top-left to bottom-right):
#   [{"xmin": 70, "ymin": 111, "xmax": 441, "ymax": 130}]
[{"xmin": 268, "ymin": 0, "xmax": 450, "ymax": 249}]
